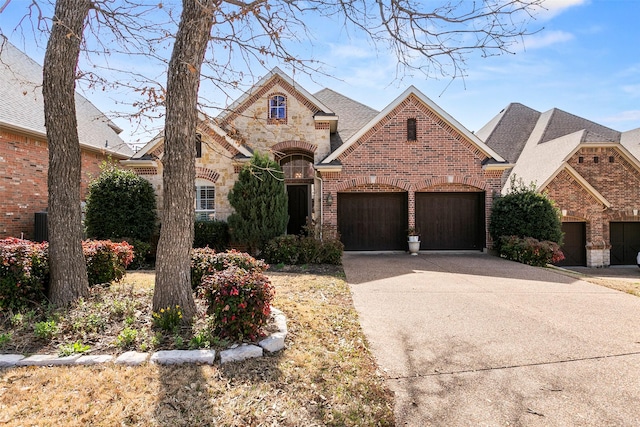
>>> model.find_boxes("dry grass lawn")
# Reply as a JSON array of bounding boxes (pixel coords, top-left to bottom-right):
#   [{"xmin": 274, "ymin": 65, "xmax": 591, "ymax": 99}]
[{"xmin": 0, "ymin": 269, "xmax": 394, "ymax": 426}]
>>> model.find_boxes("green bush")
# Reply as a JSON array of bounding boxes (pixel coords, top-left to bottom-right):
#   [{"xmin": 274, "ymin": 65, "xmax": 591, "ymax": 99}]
[
  {"xmin": 199, "ymin": 266, "xmax": 274, "ymax": 342},
  {"xmin": 499, "ymin": 236, "xmax": 565, "ymax": 267},
  {"xmin": 193, "ymin": 220, "xmax": 230, "ymax": 251},
  {"xmin": 261, "ymin": 235, "xmax": 300, "ymax": 265},
  {"xmin": 82, "ymin": 240, "xmax": 134, "ymax": 286},
  {"xmin": 126, "ymin": 239, "xmax": 151, "ymax": 270},
  {"xmin": 0, "ymin": 238, "xmax": 49, "ymax": 310},
  {"xmin": 262, "ymin": 234, "xmax": 344, "ymax": 265},
  {"xmin": 190, "ymin": 248, "xmax": 268, "ymax": 290},
  {"xmin": 227, "ymin": 153, "xmax": 288, "ymax": 253},
  {"xmin": 490, "ymin": 177, "xmax": 563, "ymax": 252},
  {"xmin": 85, "ymin": 163, "xmax": 158, "ymax": 242}
]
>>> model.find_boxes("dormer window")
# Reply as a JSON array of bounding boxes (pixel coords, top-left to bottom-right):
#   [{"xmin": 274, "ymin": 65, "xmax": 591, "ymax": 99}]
[{"xmin": 268, "ymin": 94, "xmax": 287, "ymax": 122}]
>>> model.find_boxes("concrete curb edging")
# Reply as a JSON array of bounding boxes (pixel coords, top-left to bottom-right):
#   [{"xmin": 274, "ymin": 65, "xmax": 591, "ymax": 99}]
[{"xmin": 0, "ymin": 307, "xmax": 287, "ymax": 368}]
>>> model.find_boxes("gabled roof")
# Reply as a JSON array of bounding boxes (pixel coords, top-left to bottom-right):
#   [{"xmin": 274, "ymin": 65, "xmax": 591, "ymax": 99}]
[
  {"xmin": 621, "ymin": 127, "xmax": 640, "ymax": 159},
  {"xmin": 0, "ymin": 36, "xmax": 132, "ymax": 158},
  {"xmin": 539, "ymin": 109, "xmax": 620, "ymax": 144},
  {"xmin": 322, "ymin": 86, "xmax": 506, "ymax": 164},
  {"xmin": 313, "ymin": 88, "xmax": 379, "ymax": 153},
  {"xmin": 478, "ymin": 103, "xmax": 541, "ymax": 163},
  {"xmin": 217, "ymin": 67, "xmax": 335, "ymax": 125},
  {"xmin": 130, "ymin": 112, "xmax": 251, "ymax": 160}
]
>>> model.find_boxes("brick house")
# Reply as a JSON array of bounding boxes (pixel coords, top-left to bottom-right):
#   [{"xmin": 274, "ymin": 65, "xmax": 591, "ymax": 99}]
[
  {"xmin": 0, "ymin": 37, "xmax": 133, "ymax": 240},
  {"xmin": 127, "ymin": 68, "xmax": 510, "ymax": 251},
  {"xmin": 479, "ymin": 103, "xmax": 640, "ymax": 267}
]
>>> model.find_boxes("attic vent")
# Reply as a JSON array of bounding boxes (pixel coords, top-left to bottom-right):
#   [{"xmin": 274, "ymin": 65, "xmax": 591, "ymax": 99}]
[
  {"xmin": 578, "ymin": 156, "xmax": 584, "ymax": 163},
  {"xmin": 609, "ymin": 156, "xmax": 614, "ymax": 163},
  {"xmin": 593, "ymin": 156, "xmax": 599, "ymax": 164}
]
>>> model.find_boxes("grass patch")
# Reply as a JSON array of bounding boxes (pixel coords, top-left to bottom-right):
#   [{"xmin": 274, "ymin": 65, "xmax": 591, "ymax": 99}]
[{"xmin": 0, "ymin": 268, "xmax": 394, "ymax": 426}]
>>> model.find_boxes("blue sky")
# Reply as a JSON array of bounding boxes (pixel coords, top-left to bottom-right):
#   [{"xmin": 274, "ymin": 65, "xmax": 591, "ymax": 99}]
[{"xmin": 1, "ymin": 0, "xmax": 639, "ymax": 147}]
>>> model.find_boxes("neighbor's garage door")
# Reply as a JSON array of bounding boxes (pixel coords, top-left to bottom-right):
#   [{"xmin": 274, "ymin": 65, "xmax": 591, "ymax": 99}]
[
  {"xmin": 610, "ymin": 222, "xmax": 640, "ymax": 265},
  {"xmin": 556, "ymin": 222, "xmax": 586, "ymax": 266},
  {"xmin": 415, "ymin": 192, "xmax": 485, "ymax": 250},
  {"xmin": 338, "ymin": 192, "xmax": 408, "ymax": 250}
]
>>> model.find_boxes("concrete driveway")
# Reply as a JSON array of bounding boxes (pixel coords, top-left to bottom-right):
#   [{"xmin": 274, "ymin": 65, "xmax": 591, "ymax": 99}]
[{"xmin": 343, "ymin": 252, "xmax": 640, "ymax": 426}]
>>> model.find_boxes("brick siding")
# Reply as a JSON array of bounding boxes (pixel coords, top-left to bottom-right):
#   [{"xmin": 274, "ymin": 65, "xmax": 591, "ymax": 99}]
[{"xmin": 0, "ymin": 129, "xmax": 111, "ymax": 240}]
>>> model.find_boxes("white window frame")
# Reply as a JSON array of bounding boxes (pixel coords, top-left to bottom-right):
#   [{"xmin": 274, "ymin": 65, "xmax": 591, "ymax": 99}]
[
  {"xmin": 269, "ymin": 95, "xmax": 286, "ymax": 120},
  {"xmin": 195, "ymin": 180, "xmax": 215, "ymax": 221}
]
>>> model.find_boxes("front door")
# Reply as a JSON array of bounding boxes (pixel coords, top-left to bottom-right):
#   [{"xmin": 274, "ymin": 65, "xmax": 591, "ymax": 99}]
[{"xmin": 287, "ymin": 184, "xmax": 309, "ymax": 235}]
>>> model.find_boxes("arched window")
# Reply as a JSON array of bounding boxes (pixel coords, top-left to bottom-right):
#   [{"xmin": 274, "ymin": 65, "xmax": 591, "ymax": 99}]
[
  {"xmin": 280, "ymin": 154, "xmax": 314, "ymax": 181},
  {"xmin": 268, "ymin": 95, "xmax": 287, "ymax": 121}
]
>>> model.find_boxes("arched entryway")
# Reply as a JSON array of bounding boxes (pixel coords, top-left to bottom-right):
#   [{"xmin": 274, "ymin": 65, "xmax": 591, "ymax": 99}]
[{"xmin": 280, "ymin": 153, "xmax": 314, "ymax": 235}]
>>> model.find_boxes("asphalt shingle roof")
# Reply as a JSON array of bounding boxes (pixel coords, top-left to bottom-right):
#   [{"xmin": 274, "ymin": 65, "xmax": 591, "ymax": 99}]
[
  {"xmin": 0, "ymin": 36, "xmax": 132, "ymax": 157},
  {"xmin": 478, "ymin": 103, "xmax": 541, "ymax": 163},
  {"xmin": 313, "ymin": 88, "xmax": 379, "ymax": 153}
]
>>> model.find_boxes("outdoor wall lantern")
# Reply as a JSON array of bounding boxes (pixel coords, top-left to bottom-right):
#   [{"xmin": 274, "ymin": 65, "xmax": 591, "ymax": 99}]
[
  {"xmin": 634, "ymin": 209, "xmax": 638, "ymax": 216},
  {"xmin": 561, "ymin": 209, "xmax": 567, "ymax": 217},
  {"xmin": 326, "ymin": 193, "xmax": 333, "ymax": 206}
]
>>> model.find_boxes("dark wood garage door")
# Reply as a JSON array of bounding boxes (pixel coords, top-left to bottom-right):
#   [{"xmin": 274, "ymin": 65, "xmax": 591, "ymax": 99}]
[
  {"xmin": 556, "ymin": 222, "xmax": 586, "ymax": 266},
  {"xmin": 338, "ymin": 192, "xmax": 408, "ymax": 250},
  {"xmin": 610, "ymin": 222, "xmax": 640, "ymax": 265},
  {"xmin": 415, "ymin": 192, "xmax": 484, "ymax": 250}
]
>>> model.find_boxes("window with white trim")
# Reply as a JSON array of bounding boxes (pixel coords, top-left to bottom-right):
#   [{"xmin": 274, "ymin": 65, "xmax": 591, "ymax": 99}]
[
  {"xmin": 269, "ymin": 95, "xmax": 286, "ymax": 120},
  {"xmin": 195, "ymin": 179, "xmax": 215, "ymax": 221}
]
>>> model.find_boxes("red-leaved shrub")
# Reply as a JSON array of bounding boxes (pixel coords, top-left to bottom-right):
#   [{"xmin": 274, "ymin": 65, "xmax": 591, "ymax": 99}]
[
  {"xmin": 0, "ymin": 238, "xmax": 49, "ymax": 310},
  {"xmin": 198, "ymin": 266, "xmax": 274, "ymax": 342}
]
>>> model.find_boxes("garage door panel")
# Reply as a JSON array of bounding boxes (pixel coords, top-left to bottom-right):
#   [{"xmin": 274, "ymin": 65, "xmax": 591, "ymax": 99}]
[
  {"xmin": 611, "ymin": 222, "xmax": 640, "ymax": 265},
  {"xmin": 338, "ymin": 193, "xmax": 408, "ymax": 250},
  {"xmin": 415, "ymin": 192, "xmax": 484, "ymax": 250},
  {"xmin": 556, "ymin": 222, "xmax": 586, "ymax": 266}
]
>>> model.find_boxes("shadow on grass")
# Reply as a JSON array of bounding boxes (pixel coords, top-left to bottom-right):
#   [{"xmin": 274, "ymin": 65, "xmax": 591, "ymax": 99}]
[{"xmin": 153, "ymin": 352, "xmax": 284, "ymax": 426}]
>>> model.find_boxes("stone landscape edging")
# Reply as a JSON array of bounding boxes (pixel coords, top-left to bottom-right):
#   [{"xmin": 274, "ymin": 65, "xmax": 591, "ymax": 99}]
[{"xmin": 0, "ymin": 307, "xmax": 287, "ymax": 368}]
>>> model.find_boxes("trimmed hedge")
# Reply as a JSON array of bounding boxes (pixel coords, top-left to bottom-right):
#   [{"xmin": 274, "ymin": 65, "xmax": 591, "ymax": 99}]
[
  {"xmin": 499, "ymin": 235, "xmax": 565, "ymax": 267},
  {"xmin": 85, "ymin": 164, "xmax": 158, "ymax": 242},
  {"xmin": 0, "ymin": 238, "xmax": 134, "ymax": 310},
  {"xmin": 193, "ymin": 220, "xmax": 230, "ymax": 251},
  {"xmin": 0, "ymin": 238, "xmax": 49, "ymax": 310},
  {"xmin": 262, "ymin": 234, "xmax": 344, "ymax": 265}
]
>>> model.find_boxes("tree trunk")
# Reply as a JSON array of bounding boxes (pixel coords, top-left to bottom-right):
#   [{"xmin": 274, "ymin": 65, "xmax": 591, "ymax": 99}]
[
  {"xmin": 153, "ymin": 0, "xmax": 214, "ymax": 321},
  {"xmin": 43, "ymin": 0, "xmax": 91, "ymax": 306}
]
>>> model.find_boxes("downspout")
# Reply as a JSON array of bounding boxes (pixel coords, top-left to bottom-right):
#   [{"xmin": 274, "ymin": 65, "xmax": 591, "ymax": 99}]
[{"xmin": 316, "ymin": 170, "xmax": 323, "ymax": 240}]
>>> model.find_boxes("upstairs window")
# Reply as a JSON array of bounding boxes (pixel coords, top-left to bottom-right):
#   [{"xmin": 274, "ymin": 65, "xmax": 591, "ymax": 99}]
[
  {"xmin": 407, "ymin": 118, "xmax": 417, "ymax": 141},
  {"xmin": 269, "ymin": 95, "xmax": 287, "ymax": 121},
  {"xmin": 195, "ymin": 133, "xmax": 202, "ymax": 158}
]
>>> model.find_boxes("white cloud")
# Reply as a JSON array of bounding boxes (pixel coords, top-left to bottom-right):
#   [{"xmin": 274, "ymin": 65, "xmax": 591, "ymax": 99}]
[
  {"xmin": 531, "ymin": 0, "xmax": 589, "ymax": 20},
  {"xmin": 520, "ymin": 30, "xmax": 575, "ymax": 50}
]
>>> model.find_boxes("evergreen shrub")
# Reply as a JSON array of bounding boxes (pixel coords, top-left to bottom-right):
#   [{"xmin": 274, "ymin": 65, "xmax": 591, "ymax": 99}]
[{"xmin": 193, "ymin": 220, "xmax": 230, "ymax": 251}]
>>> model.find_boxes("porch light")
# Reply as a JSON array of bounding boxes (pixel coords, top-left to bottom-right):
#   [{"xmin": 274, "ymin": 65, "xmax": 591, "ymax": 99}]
[
  {"xmin": 634, "ymin": 209, "xmax": 638, "ymax": 216},
  {"xmin": 326, "ymin": 193, "xmax": 333, "ymax": 206},
  {"xmin": 561, "ymin": 209, "xmax": 567, "ymax": 217}
]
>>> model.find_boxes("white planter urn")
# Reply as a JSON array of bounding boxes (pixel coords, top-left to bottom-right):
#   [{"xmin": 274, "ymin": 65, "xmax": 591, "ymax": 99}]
[{"xmin": 408, "ymin": 240, "xmax": 420, "ymax": 255}]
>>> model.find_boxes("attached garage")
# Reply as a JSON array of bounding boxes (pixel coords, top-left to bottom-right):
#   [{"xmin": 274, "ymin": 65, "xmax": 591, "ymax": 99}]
[
  {"xmin": 338, "ymin": 192, "xmax": 408, "ymax": 250},
  {"xmin": 610, "ymin": 222, "xmax": 640, "ymax": 265},
  {"xmin": 556, "ymin": 222, "xmax": 586, "ymax": 266},
  {"xmin": 415, "ymin": 192, "xmax": 485, "ymax": 250}
]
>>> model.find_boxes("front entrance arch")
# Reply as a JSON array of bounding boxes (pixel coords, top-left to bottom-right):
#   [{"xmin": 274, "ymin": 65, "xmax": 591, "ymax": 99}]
[{"xmin": 280, "ymin": 153, "xmax": 314, "ymax": 235}]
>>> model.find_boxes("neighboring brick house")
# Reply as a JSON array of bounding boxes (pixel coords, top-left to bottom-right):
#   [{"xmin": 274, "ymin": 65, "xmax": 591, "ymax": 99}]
[
  {"xmin": 0, "ymin": 37, "xmax": 133, "ymax": 240},
  {"xmin": 127, "ymin": 68, "xmax": 511, "ymax": 251},
  {"xmin": 479, "ymin": 103, "xmax": 640, "ymax": 267}
]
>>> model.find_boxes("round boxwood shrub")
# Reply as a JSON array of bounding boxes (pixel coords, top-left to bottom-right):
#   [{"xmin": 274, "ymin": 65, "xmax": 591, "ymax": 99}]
[
  {"xmin": 85, "ymin": 163, "xmax": 158, "ymax": 242},
  {"xmin": 490, "ymin": 177, "xmax": 563, "ymax": 251}
]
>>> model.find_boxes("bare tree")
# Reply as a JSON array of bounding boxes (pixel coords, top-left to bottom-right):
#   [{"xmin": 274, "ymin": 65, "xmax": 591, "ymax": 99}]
[
  {"xmin": 4, "ymin": 0, "xmax": 543, "ymax": 315},
  {"xmin": 153, "ymin": 0, "xmax": 215, "ymax": 319},
  {"xmin": 42, "ymin": 0, "xmax": 92, "ymax": 306}
]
